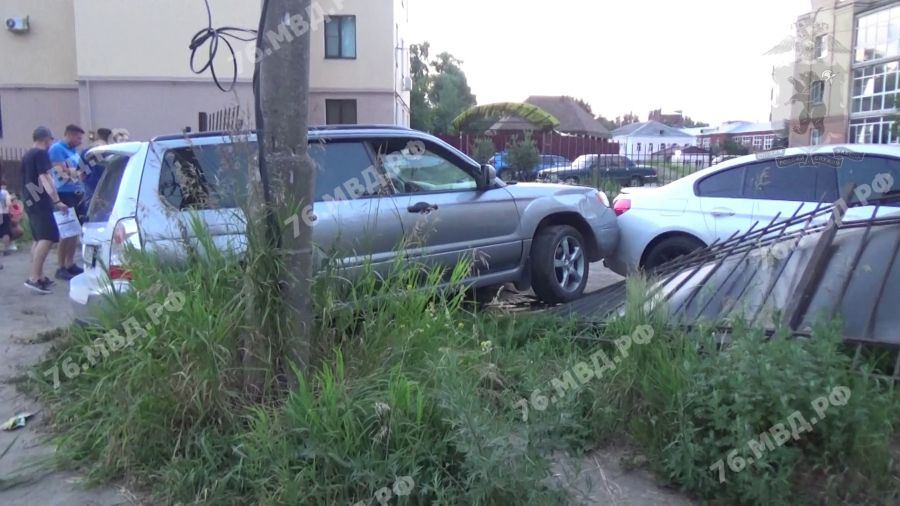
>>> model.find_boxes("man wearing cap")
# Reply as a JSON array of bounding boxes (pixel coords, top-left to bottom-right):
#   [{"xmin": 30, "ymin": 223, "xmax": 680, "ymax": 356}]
[
  {"xmin": 48, "ymin": 124, "xmax": 86, "ymax": 281},
  {"xmin": 21, "ymin": 127, "xmax": 69, "ymax": 294}
]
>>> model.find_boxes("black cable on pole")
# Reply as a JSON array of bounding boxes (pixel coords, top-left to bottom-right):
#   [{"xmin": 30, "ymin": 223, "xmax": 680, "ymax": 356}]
[{"xmin": 189, "ymin": 0, "xmax": 258, "ymax": 92}]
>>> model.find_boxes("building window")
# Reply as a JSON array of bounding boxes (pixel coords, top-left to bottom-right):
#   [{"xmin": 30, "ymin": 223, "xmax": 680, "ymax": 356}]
[
  {"xmin": 854, "ymin": 6, "xmax": 900, "ymax": 63},
  {"xmin": 636, "ymin": 142, "xmax": 642, "ymax": 152},
  {"xmin": 814, "ymin": 35, "xmax": 828, "ymax": 59},
  {"xmin": 851, "ymin": 61, "xmax": 900, "ymax": 114},
  {"xmin": 753, "ymin": 136, "xmax": 763, "ymax": 149},
  {"xmin": 849, "ymin": 115, "xmax": 900, "ymax": 144},
  {"xmin": 811, "ymin": 80, "xmax": 825, "ymax": 103},
  {"xmin": 325, "ymin": 16, "xmax": 356, "ymax": 59},
  {"xmin": 649, "ymin": 143, "xmax": 654, "ymax": 152},
  {"xmin": 764, "ymin": 135, "xmax": 774, "ymax": 150},
  {"xmin": 325, "ymin": 99, "xmax": 358, "ymax": 124}
]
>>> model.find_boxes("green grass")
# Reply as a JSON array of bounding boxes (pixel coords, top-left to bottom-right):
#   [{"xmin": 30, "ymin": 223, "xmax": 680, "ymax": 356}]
[{"xmin": 31, "ymin": 228, "xmax": 900, "ymax": 505}]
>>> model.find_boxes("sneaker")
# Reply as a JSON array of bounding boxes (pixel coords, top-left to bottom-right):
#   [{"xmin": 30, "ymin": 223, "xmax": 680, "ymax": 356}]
[
  {"xmin": 55, "ymin": 267, "xmax": 75, "ymax": 281},
  {"xmin": 24, "ymin": 279, "xmax": 52, "ymax": 294},
  {"xmin": 67, "ymin": 264, "xmax": 84, "ymax": 276},
  {"xmin": 40, "ymin": 277, "xmax": 55, "ymax": 287}
]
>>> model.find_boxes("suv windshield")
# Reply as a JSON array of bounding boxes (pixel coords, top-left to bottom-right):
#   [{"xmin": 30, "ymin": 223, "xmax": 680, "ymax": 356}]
[{"xmin": 86, "ymin": 153, "xmax": 131, "ymax": 223}]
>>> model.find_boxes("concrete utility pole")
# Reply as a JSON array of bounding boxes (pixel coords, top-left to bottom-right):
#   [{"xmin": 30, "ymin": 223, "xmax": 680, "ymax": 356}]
[{"xmin": 249, "ymin": 0, "xmax": 315, "ymax": 394}]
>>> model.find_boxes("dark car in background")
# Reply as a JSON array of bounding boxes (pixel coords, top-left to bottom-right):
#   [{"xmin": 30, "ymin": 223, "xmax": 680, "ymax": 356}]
[
  {"xmin": 490, "ymin": 152, "xmax": 571, "ymax": 180},
  {"xmin": 537, "ymin": 154, "xmax": 658, "ymax": 187}
]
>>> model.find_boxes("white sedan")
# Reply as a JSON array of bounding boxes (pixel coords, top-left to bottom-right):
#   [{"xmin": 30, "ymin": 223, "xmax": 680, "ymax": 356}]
[{"xmin": 605, "ymin": 144, "xmax": 900, "ymax": 276}]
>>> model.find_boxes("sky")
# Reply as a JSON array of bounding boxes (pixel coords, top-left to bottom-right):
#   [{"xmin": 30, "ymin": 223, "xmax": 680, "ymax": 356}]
[{"xmin": 408, "ymin": 0, "xmax": 813, "ymax": 125}]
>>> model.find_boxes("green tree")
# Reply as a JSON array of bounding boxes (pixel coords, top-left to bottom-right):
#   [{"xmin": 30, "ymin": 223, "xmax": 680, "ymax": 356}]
[
  {"xmin": 471, "ymin": 137, "xmax": 497, "ymax": 164},
  {"xmin": 683, "ymin": 117, "xmax": 710, "ymax": 128},
  {"xmin": 409, "ymin": 43, "xmax": 477, "ymax": 134},
  {"xmin": 568, "ymin": 97, "xmax": 593, "ymax": 116},
  {"xmin": 410, "ymin": 43, "xmax": 433, "ymax": 132},
  {"xmin": 596, "ymin": 114, "xmax": 618, "ymax": 131},
  {"xmin": 506, "ymin": 132, "xmax": 540, "ymax": 181},
  {"xmin": 720, "ymin": 139, "xmax": 750, "ymax": 156}
]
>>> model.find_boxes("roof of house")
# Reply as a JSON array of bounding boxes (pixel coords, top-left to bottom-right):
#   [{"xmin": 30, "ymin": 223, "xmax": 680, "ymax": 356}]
[
  {"xmin": 611, "ymin": 120, "xmax": 695, "ymax": 138},
  {"xmin": 652, "ymin": 145, "xmax": 710, "ymax": 155},
  {"xmin": 727, "ymin": 120, "xmax": 787, "ymax": 134},
  {"xmin": 688, "ymin": 120, "xmax": 787, "ymax": 136},
  {"xmin": 489, "ymin": 96, "xmax": 611, "ymax": 138}
]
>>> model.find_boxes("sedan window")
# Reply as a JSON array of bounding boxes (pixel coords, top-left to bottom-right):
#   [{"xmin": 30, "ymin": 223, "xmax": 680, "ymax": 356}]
[
  {"xmin": 838, "ymin": 156, "xmax": 900, "ymax": 206},
  {"xmin": 696, "ymin": 166, "xmax": 745, "ymax": 198},
  {"xmin": 743, "ymin": 162, "xmax": 822, "ymax": 202}
]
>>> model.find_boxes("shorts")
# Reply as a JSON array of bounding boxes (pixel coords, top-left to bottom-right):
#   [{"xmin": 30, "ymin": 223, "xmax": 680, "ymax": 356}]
[
  {"xmin": 26, "ymin": 209, "xmax": 59, "ymax": 243},
  {"xmin": 58, "ymin": 192, "xmax": 88, "ymax": 225},
  {"xmin": 0, "ymin": 214, "xmax": 10, "ymax": 237}
]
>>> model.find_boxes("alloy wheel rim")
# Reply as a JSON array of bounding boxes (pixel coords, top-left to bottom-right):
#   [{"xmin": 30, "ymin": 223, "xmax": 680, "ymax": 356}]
[{"xmin": 553, "ymin": 236, "xmax": 586, "ymax": 292}]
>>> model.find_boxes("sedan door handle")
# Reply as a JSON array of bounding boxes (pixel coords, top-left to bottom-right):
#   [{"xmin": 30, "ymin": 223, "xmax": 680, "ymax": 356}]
[
  {"xmin": 407, "ymin": 202, "xmax": 438, "ymax": 214},
  {"xmin": 710, "ymin": 208, "xmax": 735, "ymax": 217}
]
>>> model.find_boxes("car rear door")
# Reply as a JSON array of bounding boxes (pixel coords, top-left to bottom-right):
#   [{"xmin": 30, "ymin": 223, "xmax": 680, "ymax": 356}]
[
  {"xmin": 744, "ymin": 160, "xmax": 836, "ymax": 230},
  {"xmin": 695, "ymin": 164, "xmax": 756, "ymax": 240},
  {"xmin": 373, "ymin": 137, "xmax": 522, "ymax": 277},
  {"xmin": 308, "ymin": 138, "xmax": 406, "ymax": 276}
]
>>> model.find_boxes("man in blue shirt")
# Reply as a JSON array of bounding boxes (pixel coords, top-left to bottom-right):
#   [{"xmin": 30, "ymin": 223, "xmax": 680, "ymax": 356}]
[{"xmin": 48, "ymin": 124, "xmax": 85, "ymax": 281}]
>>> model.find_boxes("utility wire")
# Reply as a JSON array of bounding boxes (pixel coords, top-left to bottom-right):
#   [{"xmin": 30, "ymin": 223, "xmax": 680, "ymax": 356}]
[{"xmin": 189, "ymin": 0, "xmax": 258, "ymax": 92}]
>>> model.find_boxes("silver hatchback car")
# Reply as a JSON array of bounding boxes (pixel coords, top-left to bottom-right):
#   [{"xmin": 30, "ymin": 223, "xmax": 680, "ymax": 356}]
[{"xmin": 70, "ymin": 126, "xmax": 619, "ymax": 320}]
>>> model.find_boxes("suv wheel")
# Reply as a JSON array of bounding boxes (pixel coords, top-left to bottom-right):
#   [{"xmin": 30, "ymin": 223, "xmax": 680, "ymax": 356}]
[{"xmin": 531, "ymin": 225, "xmax": 589, "ymax": 304}]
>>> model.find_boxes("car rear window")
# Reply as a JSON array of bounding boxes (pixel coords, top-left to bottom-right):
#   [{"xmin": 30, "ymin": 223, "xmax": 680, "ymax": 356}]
[
  {"xmin": 159, "ymin": 143, "xmax": 252, "ymax": 210},
  {"xmin": 86, "ymin": 153, "xmax": 131, "ymax": 223}
]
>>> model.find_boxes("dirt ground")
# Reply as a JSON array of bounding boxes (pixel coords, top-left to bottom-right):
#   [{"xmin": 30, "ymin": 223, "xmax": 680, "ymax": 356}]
[
  {"xmin": 0, "ymin": 246, "xmax": 132, "ymax": 505},
  {"xmin": 0, "ymin": 246, "xmax": 692, "ymax": 505}
]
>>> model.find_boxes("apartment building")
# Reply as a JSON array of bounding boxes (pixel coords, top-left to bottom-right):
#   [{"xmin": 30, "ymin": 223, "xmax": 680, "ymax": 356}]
[
  {"xmin": 0, "ymin": 0, "xmax": 410, "ymax": 147},
  {"xmin": 774, "ymin": 0, "xmax": 900, "ymax": 147}
]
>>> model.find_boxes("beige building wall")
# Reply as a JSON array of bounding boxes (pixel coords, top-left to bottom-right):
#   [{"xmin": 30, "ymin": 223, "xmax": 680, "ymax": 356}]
[
  {"xmin": 0, "ymin": 0, "xmax": 77, "ymax": 86},
  {"xmin": 0, "ymin": 0, "xmax": 79, "ymax": 146},
  {"xmin": 1, "ymin": 0, "xmax": 409, "ymax": 147},
  {"xmin": 73, "ymin": 0, "xmax": 396, "ymax": 91}
]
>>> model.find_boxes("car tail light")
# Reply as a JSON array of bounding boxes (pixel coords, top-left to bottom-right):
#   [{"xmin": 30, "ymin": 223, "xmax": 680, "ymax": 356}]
[
  {"xmin": 109, "ymin": 217, "xmax": 140, "ymax": 280},
  {"xmin": 613, "ymin": 199, "xmax": 631, "ymax": 216}
]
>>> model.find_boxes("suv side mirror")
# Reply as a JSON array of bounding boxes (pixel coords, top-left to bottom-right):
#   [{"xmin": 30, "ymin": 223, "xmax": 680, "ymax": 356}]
[{"xmin": 479, "ymin": 164, "xmax": 497, "ymax": 188}]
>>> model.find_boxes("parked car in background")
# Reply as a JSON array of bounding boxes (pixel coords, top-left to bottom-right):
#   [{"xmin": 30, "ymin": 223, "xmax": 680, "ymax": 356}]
[
  {"xmin": 606, "ymin": 144, "xmax": 900, "ymax": 275},
  {"xmin": 537, "ymin": 154, "xmax": 658, "ymax": 187},
  {"xmin": 710, "ymin": 154, "xmax": 739, "ymax": 165},
  {"xmin": 71, "ymin": 126, "xmax": 620, "ymax": 322},
  {"xmin": 490, "ymin": 152, "xmax": 571, "ymax": 180}
]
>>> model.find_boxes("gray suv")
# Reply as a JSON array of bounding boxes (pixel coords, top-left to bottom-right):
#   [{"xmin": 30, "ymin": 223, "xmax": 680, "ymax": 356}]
[{"xmin": 70, "ymin": 126, "xmax": 619, "ymax": 320}]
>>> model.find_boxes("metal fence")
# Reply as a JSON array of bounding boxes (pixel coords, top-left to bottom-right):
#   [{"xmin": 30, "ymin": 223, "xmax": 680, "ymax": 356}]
[
  {"xmin": 436, "ymin": 132, "xmax": 718, "ymax": 187},
  {"xmin": 0, "ymin": 146, "xmax": 28, "ymax": 192},
  {"xmin": 198, "ymin": 105, "xmax": 253, "ymax": 133}
]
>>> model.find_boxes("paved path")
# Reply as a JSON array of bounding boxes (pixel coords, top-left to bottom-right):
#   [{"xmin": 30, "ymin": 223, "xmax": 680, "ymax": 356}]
[{"xmin": 0, "ymin": 247, "xmax": 132, "ymax": 506}]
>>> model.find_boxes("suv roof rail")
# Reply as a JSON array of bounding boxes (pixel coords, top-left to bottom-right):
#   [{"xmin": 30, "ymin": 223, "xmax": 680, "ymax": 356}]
[{"xmin": 150, "ymin": 124, "xmax": 413, "ymax": 142}]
